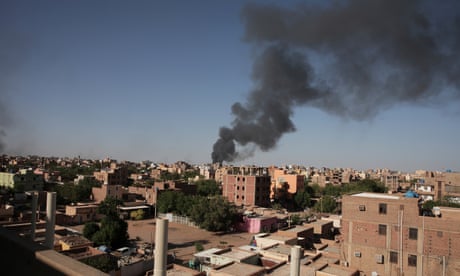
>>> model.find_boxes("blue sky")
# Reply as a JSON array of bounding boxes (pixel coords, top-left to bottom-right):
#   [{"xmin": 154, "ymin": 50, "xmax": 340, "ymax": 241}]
[{"xmin": 1, "ymin": 0, "xmax": 459, "ymax": 172}]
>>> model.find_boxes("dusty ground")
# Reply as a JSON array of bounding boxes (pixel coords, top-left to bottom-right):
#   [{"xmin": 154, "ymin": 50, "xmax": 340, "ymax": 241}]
[
  {"xmin": 70, "ymin": 218, "xmax": 254, "ymax": 264},
  {"xmin": 127, "ymin": 218, "xmax": 254, "ymax": 263}
]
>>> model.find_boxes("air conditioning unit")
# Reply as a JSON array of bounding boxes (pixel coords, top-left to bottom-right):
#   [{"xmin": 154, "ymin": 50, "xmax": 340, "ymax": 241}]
[{"xmin": 354, "ymin": 251, "xmax": 361, "ymax": 257}]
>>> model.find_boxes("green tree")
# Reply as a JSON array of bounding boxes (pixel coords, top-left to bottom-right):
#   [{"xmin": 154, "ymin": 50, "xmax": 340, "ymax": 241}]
[
  {"xmin": 189, "ymin": 196, "xmax": 238, "ymax": 232},
  {"xmin": 310, "ymin": 183, "xmax": 322, "ymax": 197},
  {"xmin": 130, "ymin": 209, "xmax": 145, "ymax": 220},
  {"xmin": 98, "ymin": 197, "xmax": 123, "ymax": 219},
  {"xmin": 290, "ymin": 214, "xmax": 301, "ymax": 225},
  {"xmin": 92, "ymin": 216, "xmax": 129, "ymax": 249},
  {"xmin": 195, "ymin": 242, "xmax": 204, "ymax": 252},
  {"xmin": 196, "ymin": 179, "xmax": 221, "ymax": 196},
  {"xmin": 90, "ymin": 197, "xmax": 129, "ymax": 249},
  {"xmin": 157, "ymin": 190, "xmax": 181, "ymax": 213},
  {"xmin": 313, "ymin": 195, "xmax": 337, "ymax": 213},
  {"xmin": 83, "ymin": 222, "xmax": 100, "ymax": 240},
  {"xmin": 343, "ymin": 179, "xmax": 386, "ymax": 194},
  {"xmin": 294, "ymin": 188, "xmax": 312, "ymax": 210},
  {"xmin": 323, "ymin": 184, "xmax": 341, "ymax": 197},
  {"xmin": 80, "ymin": 254, "xmax": 118, "ymax": 273}
]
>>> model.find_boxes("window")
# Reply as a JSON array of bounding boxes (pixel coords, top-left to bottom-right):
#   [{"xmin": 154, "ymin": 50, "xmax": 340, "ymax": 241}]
[
  {"xmin": 379, "ymin": 203, "xmax": 387, "ymax": 214},
  {"xmin": 359, "ymin": 205, "xmax": 366, "ymax": 211},
  {"xmin": 390, "ymin": 251, "xmax": 398, "ymax": 264},
  {"xmin": 409, "ymin": 228, "xmax": 418, "ymax": 240},
  {"xmin": 408, "ymin": 254, "xmax": 417, "ymax": 267},
  {"xmin": 378, "ymin": 224, "xmax": 387, "ymax": 235},
  {"xmin": 375, "ymin": 254, "xmax": 384, "ymax": 264}
]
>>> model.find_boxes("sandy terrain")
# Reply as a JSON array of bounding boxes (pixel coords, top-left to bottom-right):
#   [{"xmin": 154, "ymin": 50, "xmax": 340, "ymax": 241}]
[
  {"xmin": 127, "ymin": 218, "xmax": 254, "ymax": 263},
  {"xmin": 69, "ymin": 218, "xmax": 254, "ymax": 264}
]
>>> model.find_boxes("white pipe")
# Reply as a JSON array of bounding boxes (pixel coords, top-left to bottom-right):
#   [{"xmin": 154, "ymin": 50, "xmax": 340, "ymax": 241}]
[
  {"xmin": 154, "ymin": 218, "xmax": 168, "ymax": 276},
  {"xmin": 45, "ymin": 192, "xmax": 56, "ymax": 249},
  {"xmin": 30, "ymin": 192, "xmax": 38, "ymax": 241},
  {"xmin": 290, "ymin": 245, "xmax": 303, "ymax": 276}
]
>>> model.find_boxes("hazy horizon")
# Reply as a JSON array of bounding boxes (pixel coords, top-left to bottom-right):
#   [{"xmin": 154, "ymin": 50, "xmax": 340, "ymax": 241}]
[{"xmin": 1, "ymin": 0, "xmax": 459, "ymax": 173}]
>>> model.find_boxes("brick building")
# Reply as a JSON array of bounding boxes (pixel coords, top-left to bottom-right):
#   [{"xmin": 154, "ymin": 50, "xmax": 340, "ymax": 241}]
[
  {"xmin": 65, "ymin": 204, "xmax": 102, "ymax": 224},
  {"xmin": 341, "ymin": 192, "xmax": 460, "ymax": 276},
  {"xmin": 269, "ymin": 168, "xmax": 305, "ymax": 200},
  {"xmin": 91, "ymin": 184, "xmax": 125, "ymax": 203},
  {"xmin": 414, "ymin": 171, "xmax": 460, "ymax": 201},
  {"xmin": 222, "ymin": 174, "xmax": 271, "ymax": 207},
  {"xmin": 93, "ymin": 163, "xmax": 128, "ymax": 186}
]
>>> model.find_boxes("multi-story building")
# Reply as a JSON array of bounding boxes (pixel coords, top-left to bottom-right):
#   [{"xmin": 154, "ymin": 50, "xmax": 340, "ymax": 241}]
[
  {"xmin": 270, "ymin": 168, "xmax": 305, "ymax": 200},
  {"xmin": 0, "ymin": 169, "xmax": 44, "ymax": 192},
  {"xmin": 222, "ymin": 174, "xmax": 271, "ymax": 207},
  {"xmin": 65, "ymin": 204, "xmax": 102, "ymax": 224},
  {"xmin": 93, "ymin": 163, "xmax": 128, "ymax": 186},
  {"xmin": 91, "ymin": 184, "xmax": 125, "ymax": 203},
  {"xmin": 415, "ymin": 171, "xmax": 460, "ymax": 201},
  {"xmin": 341, "ymin": 192, "xmax": 460, "ymax": 276}
]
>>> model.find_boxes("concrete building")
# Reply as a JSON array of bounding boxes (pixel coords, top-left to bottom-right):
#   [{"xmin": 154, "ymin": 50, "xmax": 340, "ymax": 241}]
[
  {"xmin": 92, "ymin": 184, "xmax": 125, "ymax": 203},
  {"xmin": 236, "ymin": 216, "xmax": 278, "ymax": 234},
  {"xmin": 270, "ymin": 168, "xmax": 305, "ymax": 201},
  {"xmin": 65, "ymin": 204, "xmax": 102, "ymax": 224},
  {"xmin": 222, "ymin": 174, "xmax": 271, "ymax": 207},
  {"xmin": 93, "ymin": 164, "xmax": 128, "ymax": 186},
  {"xmin": 415, "ymin": 171, "xmax": 460, "ymax": 201},
  {"xmin": 0, "ymin": 169, "xmax": 44, "ymax": 192},
  {"xmin": 341, "ymin": 192, "xmax": 460, "ymax": 276}
]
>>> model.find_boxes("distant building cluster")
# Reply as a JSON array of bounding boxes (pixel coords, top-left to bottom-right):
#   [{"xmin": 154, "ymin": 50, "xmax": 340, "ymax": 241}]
[{"xmin": 1, "ymin": 153, "xmax": 460, "ymax": 275}]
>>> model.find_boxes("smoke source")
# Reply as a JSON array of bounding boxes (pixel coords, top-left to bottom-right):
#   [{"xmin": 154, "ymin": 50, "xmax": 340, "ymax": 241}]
[{"xmin": 212, "ymin": 0, "xmax": 460, "ymax": 164}]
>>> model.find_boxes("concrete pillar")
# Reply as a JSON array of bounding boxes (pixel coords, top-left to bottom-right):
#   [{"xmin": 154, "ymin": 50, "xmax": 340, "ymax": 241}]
[
  {"xmin": 30, "ymin": 192, "xmax": 38, "ymax": 241},
  {"xmin": 290, "ymin": 245, "xmax": 303, "ymax": 276},
  {"xmin": 154, "ymin": 218, "xmax": 168, "ymax": 276},
  {"xmin": 45, "ymin": 192, "xmax": 56, "ymax": 249}
]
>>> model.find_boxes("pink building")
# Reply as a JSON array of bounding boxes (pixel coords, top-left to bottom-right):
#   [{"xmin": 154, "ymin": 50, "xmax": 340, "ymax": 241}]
[{"xmin": 237, "ymin": 216, "xmax": 278, "ymax": 233}]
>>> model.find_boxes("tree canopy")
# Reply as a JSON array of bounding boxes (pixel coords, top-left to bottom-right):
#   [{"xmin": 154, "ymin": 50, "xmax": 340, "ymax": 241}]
[
  {"xmin": 84, "ymin": 197, "xmax": 129, "ymax": 249},
  {"xmin": 156, "ymin": 191, "xmax": 238, "ymax": 232},
  {"xmin": 196, "ymin": 179, "xmax": 221, "ymax": 197}
]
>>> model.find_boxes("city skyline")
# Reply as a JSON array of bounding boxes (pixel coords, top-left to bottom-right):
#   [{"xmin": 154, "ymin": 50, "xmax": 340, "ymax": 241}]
[{"xmin": 1, "ymin": 0, "xmax": 460, "ymax": 173}]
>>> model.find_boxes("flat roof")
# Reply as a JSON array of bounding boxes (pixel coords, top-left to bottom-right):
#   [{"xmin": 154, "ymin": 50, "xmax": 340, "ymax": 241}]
[
  {"xmin": 194, "ymin": 248, "xmax": 225, "ymax": 258},
  {"xmin": 118, "ymin": 205, "xmax": 150, "ymax": 211},
  {"xmin": 258, "ymin": 235, "xmax": 294, "ymax": 242},
  {"xmin": 219, "ymin": 249, "xmax": 257, "ymax": 260},
  {"xmin": 263, "ymin": 244, "xmax": 292, "ymax": 255},
  {"xmin": 351, "ymin": 192, "xmax": 400, "ymax": 200},
  {"xmin": 283, "ymin": 226, "xmax": 313, "ymax": 233},
  {"xmin": 212, "ymin": 262, "xmax": 265, "ymax": 276}
]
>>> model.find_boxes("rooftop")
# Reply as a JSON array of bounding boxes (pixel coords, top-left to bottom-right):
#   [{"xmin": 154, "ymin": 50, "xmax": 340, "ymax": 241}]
[{"xmin": 351, "ymin": 192, "xmax": 400, "ymax": 200}]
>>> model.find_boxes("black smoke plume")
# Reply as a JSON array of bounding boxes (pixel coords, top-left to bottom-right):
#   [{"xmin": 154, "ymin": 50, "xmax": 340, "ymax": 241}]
[
  {"xmin": 212, "ymin": 0, "xmax": 460, "ymax": 164},
  {"xmin": 0, "ymin": 22, "xmax": 26, "ymax": 153}
]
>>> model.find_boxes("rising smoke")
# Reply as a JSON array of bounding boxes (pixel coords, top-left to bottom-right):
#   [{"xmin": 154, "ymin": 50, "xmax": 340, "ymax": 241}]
[
  {"xmin": 0, "ymin": 22, "xmax": 26, "ymax": 153},
  {"xmin": 212, "ymin": 0, "xmax": 460, "ymax": 164}
]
